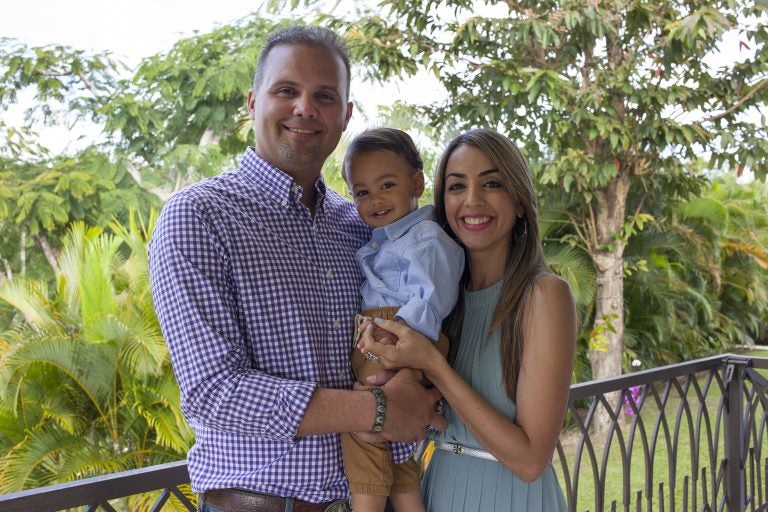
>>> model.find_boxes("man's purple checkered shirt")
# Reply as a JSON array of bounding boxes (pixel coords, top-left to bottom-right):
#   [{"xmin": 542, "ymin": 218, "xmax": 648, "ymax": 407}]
[{"xmin": 149, "ymin": 148, "xmax": 410, "ymax": 502}]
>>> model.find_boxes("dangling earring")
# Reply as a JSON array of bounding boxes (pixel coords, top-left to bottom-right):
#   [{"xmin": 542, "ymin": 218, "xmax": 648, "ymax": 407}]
[{"xmin": 514, "ymin": 216, "xmax": 528, "ymax": 245}]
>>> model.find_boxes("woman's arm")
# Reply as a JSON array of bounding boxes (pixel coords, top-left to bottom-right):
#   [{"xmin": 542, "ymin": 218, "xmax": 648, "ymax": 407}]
[{"xmin": 358, "ymin": 274, "xmax": 576, "ymax": 481}]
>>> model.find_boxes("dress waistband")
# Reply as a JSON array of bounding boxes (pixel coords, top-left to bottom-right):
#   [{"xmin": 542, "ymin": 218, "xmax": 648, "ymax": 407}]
[{"xmin": 432, "ymin": 440, "xmax": 499, "ymax": 462}]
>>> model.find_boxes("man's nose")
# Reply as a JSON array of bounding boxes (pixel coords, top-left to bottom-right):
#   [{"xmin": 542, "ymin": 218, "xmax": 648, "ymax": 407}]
[{"xmin": 293, "ymin": 93, "xmax": 318, "ymax": 118}]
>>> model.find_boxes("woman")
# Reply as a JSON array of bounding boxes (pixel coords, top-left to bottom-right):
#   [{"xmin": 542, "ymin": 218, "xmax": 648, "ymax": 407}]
[{"xmin": 358, "ymin": 128, "xmax": 576, "ymax": 511}]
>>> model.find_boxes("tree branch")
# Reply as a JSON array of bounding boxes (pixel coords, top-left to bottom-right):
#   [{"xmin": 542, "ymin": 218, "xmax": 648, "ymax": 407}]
[
  {"xmin": 705, "ymin": 77, "xmax": 768, "ymax": 123},
  {"xmin": 76, "ymin": 71, "xmax": 99, "ymax": 97}
]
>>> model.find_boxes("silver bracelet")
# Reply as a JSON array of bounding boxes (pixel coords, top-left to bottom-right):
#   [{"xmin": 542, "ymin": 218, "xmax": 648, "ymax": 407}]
[{"xmin": 370, "ymin": 387, "xmax": 386, "ymax": 433}]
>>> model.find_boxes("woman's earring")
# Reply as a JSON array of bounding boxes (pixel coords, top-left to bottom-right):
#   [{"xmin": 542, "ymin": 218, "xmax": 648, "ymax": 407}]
[{"xmin": 514, "ymin": 217, "xmax": 528, "ymax": 244}]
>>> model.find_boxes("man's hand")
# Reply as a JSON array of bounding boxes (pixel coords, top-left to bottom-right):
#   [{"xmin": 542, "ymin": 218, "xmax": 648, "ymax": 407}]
[{"xmin": 379, "ymin": 368, "xmax": 446, "ymax": 442}]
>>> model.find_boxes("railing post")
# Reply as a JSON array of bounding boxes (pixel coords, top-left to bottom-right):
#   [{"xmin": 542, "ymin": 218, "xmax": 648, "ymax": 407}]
[{"xmin": 723, "ymin": 357, "xmax": 749, "ymax": 511}]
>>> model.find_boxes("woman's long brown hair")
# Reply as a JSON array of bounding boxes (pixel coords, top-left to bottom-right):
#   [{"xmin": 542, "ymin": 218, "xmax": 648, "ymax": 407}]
[{"xmin": 435, "ymin": 128, "xmax": 548, "ymax": 399}]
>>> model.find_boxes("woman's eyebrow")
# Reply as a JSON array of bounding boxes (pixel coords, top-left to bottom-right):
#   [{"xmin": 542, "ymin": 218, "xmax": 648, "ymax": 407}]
[{"xmin": 446, "ymin": 168, "xmax": 498, "ymax": 178}]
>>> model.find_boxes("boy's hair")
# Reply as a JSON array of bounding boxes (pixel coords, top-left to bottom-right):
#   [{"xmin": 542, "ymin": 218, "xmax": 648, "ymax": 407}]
[
  {"xmin": 343, "ymin": 128, "xmax": 423, "ymax": 181},
  {"xmin": 253, "ymin": 25, "xmax": 351, "ymax": 100}
]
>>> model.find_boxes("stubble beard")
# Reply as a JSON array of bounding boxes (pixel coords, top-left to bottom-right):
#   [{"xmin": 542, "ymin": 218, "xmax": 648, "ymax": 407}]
[{"xmin": 277, "ymin": 140, "xmax": 322, "ymax": 168}]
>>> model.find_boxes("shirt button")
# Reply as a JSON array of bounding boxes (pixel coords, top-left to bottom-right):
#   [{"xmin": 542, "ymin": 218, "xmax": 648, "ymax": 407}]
[
  {"xmin": 326, "ymin": 269, "xmax": 334, "ymax": 279},
  {"xmin": 370, "ymin": 242, "xmax": 379, "ymax": 250},
  {"xmin": 281, "ymin": 199, "xmax": 288, "ymax": 207},
  {"xmin": 290, "ymin": 184, "xmax": 300, "ymax": 194},
  {"xmin": 333, "ymin": 319, "xmax": 341, "ymax": 329}
]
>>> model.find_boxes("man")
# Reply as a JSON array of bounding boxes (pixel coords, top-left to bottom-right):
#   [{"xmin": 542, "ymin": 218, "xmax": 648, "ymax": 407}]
[{"xmin": 148, "ymin": 25, "xmax": 445, "ymax": 512}]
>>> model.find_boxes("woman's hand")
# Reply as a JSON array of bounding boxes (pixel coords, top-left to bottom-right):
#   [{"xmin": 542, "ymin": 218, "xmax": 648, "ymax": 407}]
[{"xmin": 357, "ymin": 318, "xmax": 442, "ymax": 373}]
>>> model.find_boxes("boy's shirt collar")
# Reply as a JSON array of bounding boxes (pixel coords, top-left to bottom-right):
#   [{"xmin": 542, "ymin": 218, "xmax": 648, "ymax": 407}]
[{"xmin": 372, "ymin": 205, "xmax": 436, "ymax": 241}]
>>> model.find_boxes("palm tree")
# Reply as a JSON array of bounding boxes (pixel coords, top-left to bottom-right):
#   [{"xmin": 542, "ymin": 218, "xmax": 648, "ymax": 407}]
[
  {"xmin": 623, "ymin": 176, "xmax": 768, "ymax": 366},
  {"xmin": 0, "ymin": 212, "xmax": 193, "ymax": 508}
]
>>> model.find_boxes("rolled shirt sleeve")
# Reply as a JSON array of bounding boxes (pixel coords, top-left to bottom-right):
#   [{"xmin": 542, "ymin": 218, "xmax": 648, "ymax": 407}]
[
  {"xmin": 394, "ymin": 227, "xmax": 465, "ymax": 341},
  {"xmin": 149, "ymin": 193, "xmax": 316, "ymax": 440}
]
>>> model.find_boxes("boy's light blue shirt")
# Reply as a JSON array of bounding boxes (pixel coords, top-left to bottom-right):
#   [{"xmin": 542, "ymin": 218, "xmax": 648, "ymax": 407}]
[{"xmin": 356, "ymin": 205, "xmax": 465, "ymax": 341}]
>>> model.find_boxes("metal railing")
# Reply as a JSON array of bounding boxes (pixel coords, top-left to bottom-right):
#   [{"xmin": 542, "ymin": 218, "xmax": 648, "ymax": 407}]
[{"xmin": 2, "ymin": 354, "xmax": 767, "ymax": 512}]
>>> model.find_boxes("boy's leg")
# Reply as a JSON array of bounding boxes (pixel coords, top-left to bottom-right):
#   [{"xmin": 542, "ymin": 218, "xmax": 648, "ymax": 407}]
[
  {"xmin": 388, "ymin": 491, "xmax": 425, "ymax": 512},
  {"xmin": 388, "ymin": 457, "xmax": 424, "ymax": 512},
  {"xmin": 341, "ymin": 432, "xmax": 392, "ymax": 512},
  {"xmin": 350, "ymin": 493, "xmax": 389, "ymax": 512}
]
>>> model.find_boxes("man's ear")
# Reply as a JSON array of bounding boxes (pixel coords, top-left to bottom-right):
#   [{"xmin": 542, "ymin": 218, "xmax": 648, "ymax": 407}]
[
  {"xmin": 342, "ymin": 101, "xmax": 353, "ymax": 130},
  {"xmin": 413, "ymin": 171, "xmax": 425, "ymax": 198},
  {"xmin": 246, "ymin": 89, "xmax": 256, "ymax": 120}
]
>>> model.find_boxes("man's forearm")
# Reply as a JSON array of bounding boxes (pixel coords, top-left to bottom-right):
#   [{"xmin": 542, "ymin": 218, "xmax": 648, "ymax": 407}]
[
  {"xmin": 298, "ymin": 369, "xmax": 446, "ymax": 442},
  {"xmin": 297, "ymin": 388, "xmax": 376, "ymax": 437}
]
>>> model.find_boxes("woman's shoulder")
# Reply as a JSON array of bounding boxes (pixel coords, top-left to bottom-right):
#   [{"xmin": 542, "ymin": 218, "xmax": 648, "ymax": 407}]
[{"xmin": 529, "ymin": 273, "xmax": 575, "ymax": 311}]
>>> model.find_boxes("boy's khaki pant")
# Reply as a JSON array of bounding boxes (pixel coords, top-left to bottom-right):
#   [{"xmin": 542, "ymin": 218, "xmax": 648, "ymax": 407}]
[{"xmin": 341, "ymin": 306, "xmax": 449, "ymax": 495}]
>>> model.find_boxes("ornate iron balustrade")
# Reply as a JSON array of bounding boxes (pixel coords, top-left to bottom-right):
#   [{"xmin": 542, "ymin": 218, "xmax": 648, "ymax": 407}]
[{"xmin": 1, "ymin": 354, "xmax": 767, "ymax": 512}]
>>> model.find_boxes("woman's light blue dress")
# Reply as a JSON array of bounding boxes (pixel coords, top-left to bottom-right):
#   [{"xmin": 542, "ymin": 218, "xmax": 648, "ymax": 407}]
[{"xmin": 421, "ymin": 281, "xmax": 568, "ymax": 511}]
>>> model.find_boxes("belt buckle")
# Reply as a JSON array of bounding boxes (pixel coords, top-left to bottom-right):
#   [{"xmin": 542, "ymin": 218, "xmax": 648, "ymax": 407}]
[{"xmin": 324, "ymin": 499, "xmax": 351, "ymax": 512}]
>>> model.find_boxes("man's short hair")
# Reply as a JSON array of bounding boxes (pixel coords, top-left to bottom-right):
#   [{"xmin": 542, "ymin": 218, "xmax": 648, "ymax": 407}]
[{"xmin": 252, "ymin": 25, "xmax": 351, "ymax": 100}]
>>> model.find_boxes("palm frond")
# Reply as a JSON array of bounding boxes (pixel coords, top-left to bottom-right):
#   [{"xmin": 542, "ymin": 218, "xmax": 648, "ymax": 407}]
[
  {"xmin": 543, "ymin": 244, "xmax": 596, "ymax": 309},
  {"xmin": 0, "ymin": 279, "xmax": 56, "ymax": 332}
]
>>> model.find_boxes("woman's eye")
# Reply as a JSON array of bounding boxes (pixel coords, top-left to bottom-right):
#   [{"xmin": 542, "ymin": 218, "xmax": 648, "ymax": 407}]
[
  {"xmin": 447, "ymin": 182, "xmax": 464, "ymax": 191},
  {"xmin": 484, "ymin": 180, "xmax": 502, "ymax": 188}
]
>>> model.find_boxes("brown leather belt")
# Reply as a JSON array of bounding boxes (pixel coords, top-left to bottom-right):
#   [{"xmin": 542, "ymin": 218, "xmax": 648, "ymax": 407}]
[{"xmin": 202, "ymin": 488, "xmax": 350, "ymax": 512}]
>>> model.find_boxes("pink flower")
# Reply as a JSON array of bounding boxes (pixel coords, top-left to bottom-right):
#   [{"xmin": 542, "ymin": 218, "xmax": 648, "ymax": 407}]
[{"xmin": 623, "ymin": 385, "xmax": 642, "ymax": 416}]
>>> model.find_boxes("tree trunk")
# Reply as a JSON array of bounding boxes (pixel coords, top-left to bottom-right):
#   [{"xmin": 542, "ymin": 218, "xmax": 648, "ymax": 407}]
[
  {"xmin": 1, "ymin": 257, "xmax": 11, "ymax": 281},
  {"xmin": 20, "ymin": 228, "xmax": 26, "ymax": 277},
  {"xmin": 198, "ymin": 127, "xmax": 222, "ymax": 147},
  {"xmin": 125, "ymin": 160, "xmax": 172, "ymax": 202},
  {"xmin": 34, "ymin": 234, "xmax": 61, "ymax": 276},
  {"xmin": 587, "ymin": 174, "xmax": 631, "ymax": 434}
]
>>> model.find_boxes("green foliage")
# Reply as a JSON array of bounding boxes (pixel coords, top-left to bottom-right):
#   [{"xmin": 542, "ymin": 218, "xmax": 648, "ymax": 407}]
[
  {"xmin": 0, "ymin": 214, "xmax": 192, "ymax": 492},
  {"xmin": 0, "ymin": 38, "xmax": 120, "ymax": 126},
  {"xmin": 0, "ymin": 147, "xmax": 161, "ymax": 281},
  {"xmin": 624, "ymin": 176, "xmax": 768, "ymax": 365},
  {"xmin": 102, "ymin": 15, "xmax": 281, "ymax": 162}
]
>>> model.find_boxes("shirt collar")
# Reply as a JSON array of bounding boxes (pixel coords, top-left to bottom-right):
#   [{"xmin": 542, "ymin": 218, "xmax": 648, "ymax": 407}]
[
  {"xmin": 375, "ymin": 205, "xmax": 436, "ymax": 241},
  {"xmin": 240, "ymin": 147, "xmax": 327, "ymax": 209}
]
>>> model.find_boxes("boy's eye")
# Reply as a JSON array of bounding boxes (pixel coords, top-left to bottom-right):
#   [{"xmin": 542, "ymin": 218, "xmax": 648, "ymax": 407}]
[
  {"xmin": 381, "ymin": 182, "xmax": 396, "ymax": 190},
  {"xmin": 354, "ymin": 190, "xmax": 368, "ymax": 198}
]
